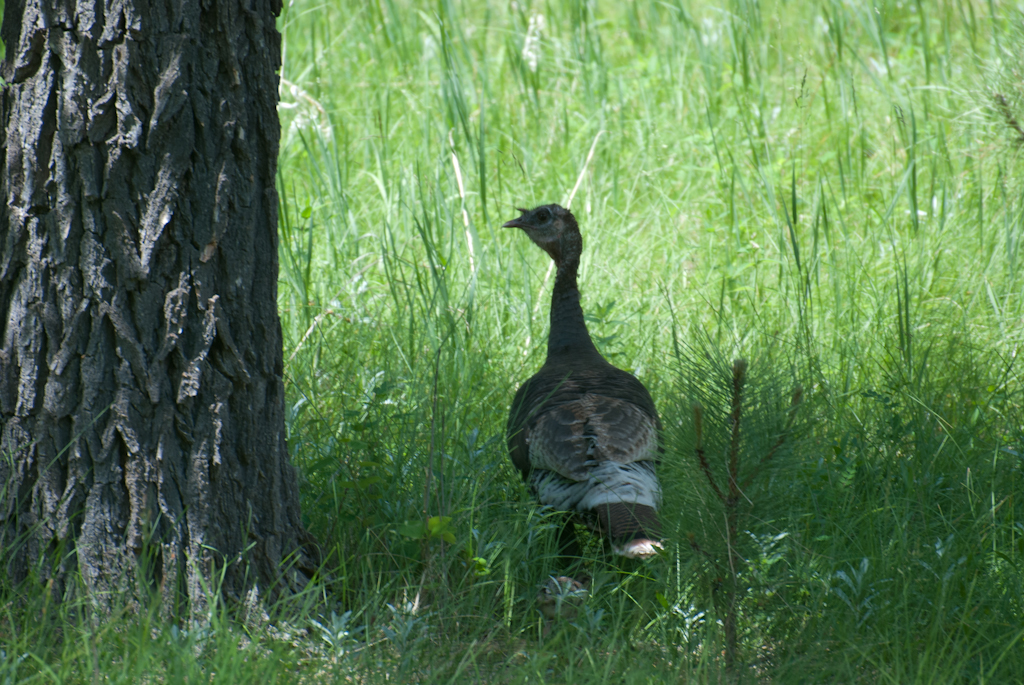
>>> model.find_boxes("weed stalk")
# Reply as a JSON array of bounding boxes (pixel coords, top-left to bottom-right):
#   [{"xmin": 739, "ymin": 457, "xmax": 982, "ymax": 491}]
[{"xmin": 691, "ymin": 358, "xmax": 802, "ymax": 674}]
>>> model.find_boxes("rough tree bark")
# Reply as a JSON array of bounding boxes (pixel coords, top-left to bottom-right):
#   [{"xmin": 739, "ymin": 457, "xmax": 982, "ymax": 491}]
[{"xmin": 0, "ymin": 0, "xmax": 314, "ymax": 612}]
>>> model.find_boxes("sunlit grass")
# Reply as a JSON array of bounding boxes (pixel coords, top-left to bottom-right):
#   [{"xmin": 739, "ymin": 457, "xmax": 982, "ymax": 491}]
[
  {"xmin": 268, "ymin": 0, "xmax": 1024, "ymax": 680},
  {"xmin": 4, "ymin": 0, "xmax": 1024, "ymax": 682}
]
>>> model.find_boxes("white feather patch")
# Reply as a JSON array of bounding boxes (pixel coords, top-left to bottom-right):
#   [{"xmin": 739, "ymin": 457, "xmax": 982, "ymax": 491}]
[
  {"xmin": 531, "ymin": 461, "xmax": 661, "ymax": 512},
  {"xmin": 613, "ymin": 538, "xmax": 663, "ymax": 558}
]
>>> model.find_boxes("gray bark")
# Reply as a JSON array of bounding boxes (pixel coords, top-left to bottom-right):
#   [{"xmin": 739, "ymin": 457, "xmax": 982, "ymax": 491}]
[{"xmin": 0, "ymin": 0, "xmax": 314, "ymax": 612}]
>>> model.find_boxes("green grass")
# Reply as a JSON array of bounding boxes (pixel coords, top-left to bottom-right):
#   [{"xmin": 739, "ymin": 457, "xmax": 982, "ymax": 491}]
[{"xmin": 5, "ymin": 0, "xmax": 1024, "ymax": 681}]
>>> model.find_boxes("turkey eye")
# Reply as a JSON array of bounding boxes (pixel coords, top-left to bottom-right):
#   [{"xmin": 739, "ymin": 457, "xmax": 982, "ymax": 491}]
[{"xmin": 535, "ymin": 208, "xmax": 551, "ymax": 222}]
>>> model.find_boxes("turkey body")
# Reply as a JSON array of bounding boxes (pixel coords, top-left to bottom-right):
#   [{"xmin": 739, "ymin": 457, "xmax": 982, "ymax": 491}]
[{"xmin": 504, "ymin": 204, "xmax": 664, "ymax": 558}]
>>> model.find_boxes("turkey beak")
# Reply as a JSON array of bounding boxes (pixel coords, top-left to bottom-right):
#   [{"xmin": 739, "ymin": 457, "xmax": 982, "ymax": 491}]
[{"xmin": 503, "ymin": 208, "xmax": 532, "ymax": 230}]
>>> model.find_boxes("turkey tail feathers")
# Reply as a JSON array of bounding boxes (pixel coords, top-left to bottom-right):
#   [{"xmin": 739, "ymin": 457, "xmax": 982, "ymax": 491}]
[
  {"xmin": 593, "ymin": 502, "xmax": 663, "ymax": 558},
  {"xmin": 530, "ymin": 460, "xmax": 664, "ymax": 558},
  {"xmin": 530, "ymin": 461, "xmax": 661, "ymax": 511}
]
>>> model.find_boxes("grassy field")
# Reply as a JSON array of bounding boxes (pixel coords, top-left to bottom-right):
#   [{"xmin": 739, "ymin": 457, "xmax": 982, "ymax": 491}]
[{"xmin": 5, "ymin": 0, "xmax": 1024, "ymax": 682}]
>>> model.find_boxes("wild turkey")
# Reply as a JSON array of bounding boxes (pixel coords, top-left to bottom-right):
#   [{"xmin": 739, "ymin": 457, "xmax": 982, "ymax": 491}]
[
  {"xmin": 537, "ymin": 575, "xmax": 589, "ymax": 635},
  {"xmin": 504, "ymin": 204, "xmax": 664, "ymax": 559}
]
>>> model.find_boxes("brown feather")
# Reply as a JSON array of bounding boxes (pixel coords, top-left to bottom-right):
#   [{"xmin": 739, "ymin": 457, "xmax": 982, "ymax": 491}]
[
  {"xmin": 527, "ymin": 395, "xmax": 657, "ymax": 480},
  {"xmin": 591, "ymin": 502, "xmax": 662, "ymax": 543}
]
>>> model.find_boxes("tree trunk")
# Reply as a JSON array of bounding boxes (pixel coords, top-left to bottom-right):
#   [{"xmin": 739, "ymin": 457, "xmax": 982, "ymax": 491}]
[{"xmin": 0, "ymin": 0, "xmax": 314, "ymax": 613}]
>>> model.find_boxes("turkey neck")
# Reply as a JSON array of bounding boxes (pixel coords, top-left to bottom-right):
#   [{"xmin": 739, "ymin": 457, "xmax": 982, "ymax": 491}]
[{"xmin": 547, "ymin": 231, "xmax": 602, "ymax": 361}]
